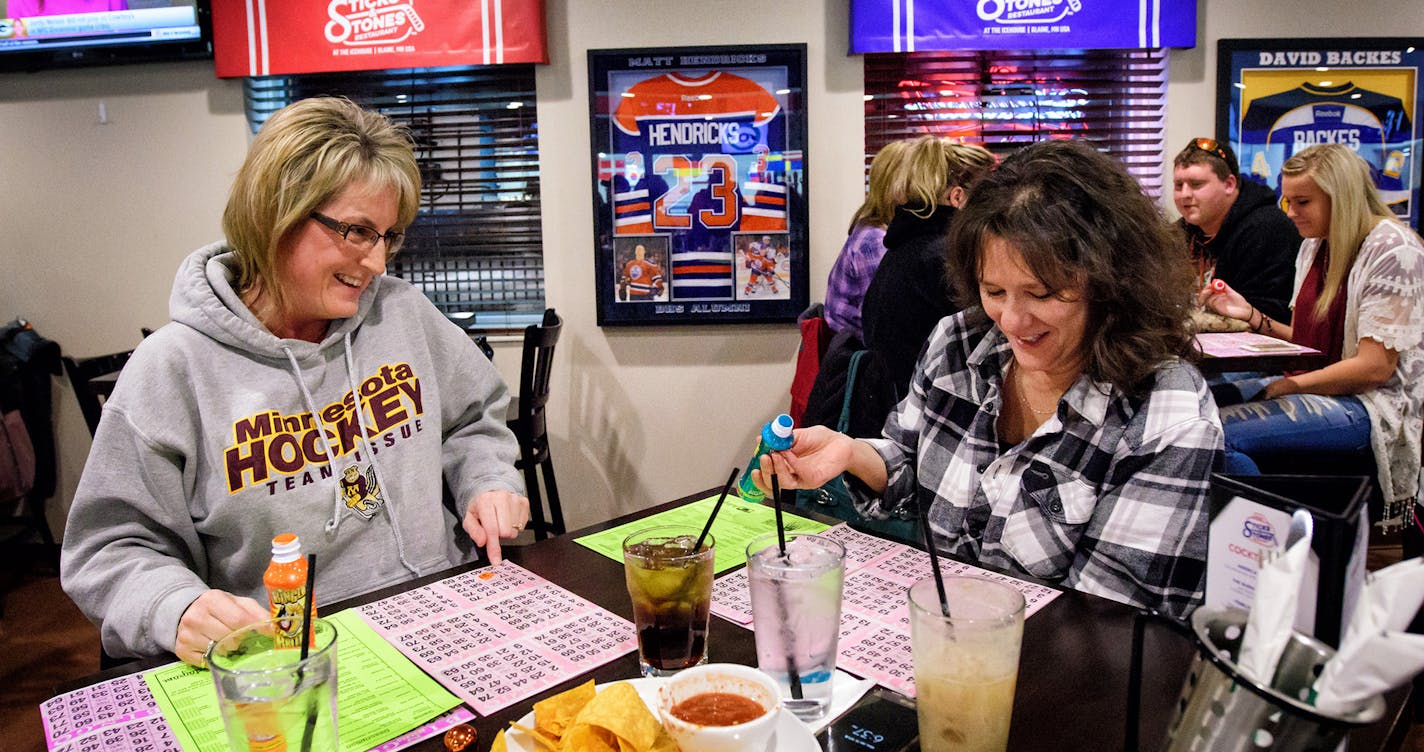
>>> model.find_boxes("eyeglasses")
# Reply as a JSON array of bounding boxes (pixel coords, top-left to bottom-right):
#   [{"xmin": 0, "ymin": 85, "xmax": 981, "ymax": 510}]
[{"xmin": 309, "ymin": 211, "xmax": 405, "ymax": 256}]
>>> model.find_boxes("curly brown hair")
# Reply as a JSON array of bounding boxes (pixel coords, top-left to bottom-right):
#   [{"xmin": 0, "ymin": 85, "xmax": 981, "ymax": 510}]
[{"xmin": 946, "ymin": 139, "xmax": 1197, "ymax": 396}]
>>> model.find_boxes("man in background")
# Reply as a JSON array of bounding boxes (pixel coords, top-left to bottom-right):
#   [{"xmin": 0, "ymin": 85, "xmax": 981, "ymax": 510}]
[{"xmin": 1173, "ymin": 137, "xmax": 1299, "ymax": 324}]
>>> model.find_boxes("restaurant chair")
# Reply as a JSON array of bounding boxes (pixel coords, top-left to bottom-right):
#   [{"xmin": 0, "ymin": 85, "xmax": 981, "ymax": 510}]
[
  {"xmin": 62, "ymin": 350, "xmax": 134, "ymax": 437},
  {"xmin": 509, "ymin": 308, "xmax": 564, "ymax": 540},
  {"xmin": 474, "ymin": 334, "xmax": 494, "ymax": 361}
]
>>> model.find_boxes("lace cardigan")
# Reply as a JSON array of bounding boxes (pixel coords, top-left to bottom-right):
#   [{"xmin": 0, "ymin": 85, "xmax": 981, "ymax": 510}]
[{"xmin": 1292, "ymin": 219, "xmax": 1424, "ymax": 522}]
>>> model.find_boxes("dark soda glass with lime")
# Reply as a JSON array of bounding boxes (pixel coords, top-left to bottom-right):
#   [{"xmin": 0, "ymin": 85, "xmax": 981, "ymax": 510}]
[{"xmin": 622, "ymin": 527, "xmax": 715, "ymax": 676}]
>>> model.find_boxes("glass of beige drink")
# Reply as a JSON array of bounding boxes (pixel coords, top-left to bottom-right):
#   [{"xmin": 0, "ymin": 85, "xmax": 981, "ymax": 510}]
[{"xmin": 909, "ymin": 576, "xmax": 1024, "ymax": 752}]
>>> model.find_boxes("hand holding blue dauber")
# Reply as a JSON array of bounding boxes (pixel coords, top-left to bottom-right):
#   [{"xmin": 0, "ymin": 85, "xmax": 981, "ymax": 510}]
[{"xmin": 737, "ymin": 414, "xmax": 794, "ymax": 501}]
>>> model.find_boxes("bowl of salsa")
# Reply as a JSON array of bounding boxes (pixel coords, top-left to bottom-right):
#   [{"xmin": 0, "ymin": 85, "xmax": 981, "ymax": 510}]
[{"xmin": 657, "ymin": 663, "xmax": 781, "ymax": 752}]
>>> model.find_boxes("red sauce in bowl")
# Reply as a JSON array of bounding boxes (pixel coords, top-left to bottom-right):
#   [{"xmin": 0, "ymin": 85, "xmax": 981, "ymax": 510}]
[{"xmin": 669, "ymin": 692, "xmax": 766, "ymax": 726}]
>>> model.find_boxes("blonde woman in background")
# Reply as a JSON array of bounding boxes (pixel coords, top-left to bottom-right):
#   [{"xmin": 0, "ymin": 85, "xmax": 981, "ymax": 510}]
[
  {"xmin": 862, "ymin": 136, "xmax": 997, "ymax": 397},
  {"xmin": 822, "ymin": 139, "xmax": 911, "ymax": 340},
  {"xmin": 1201, "ymin": 143, "xmax": 1424, "ymax": 530}
]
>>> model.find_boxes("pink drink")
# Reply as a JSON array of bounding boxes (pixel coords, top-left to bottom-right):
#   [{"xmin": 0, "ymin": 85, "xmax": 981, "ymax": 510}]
[{"xmin": 746, "ymin": 532, "xmax": 845, "ymax": 720}]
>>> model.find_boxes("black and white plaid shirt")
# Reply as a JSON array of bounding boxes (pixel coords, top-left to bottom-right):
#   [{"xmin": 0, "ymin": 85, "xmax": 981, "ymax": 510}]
[{"xmin": 858, "ymin": 310, "xmax": 1222, "ymax": 617}]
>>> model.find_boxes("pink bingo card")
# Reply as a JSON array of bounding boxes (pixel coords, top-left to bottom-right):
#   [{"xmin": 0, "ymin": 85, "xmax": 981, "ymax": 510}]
[
  {"xmin": 40, "ymin": 673, "xmax": 179, "ymax": 752},
  {"xmin": 355, "ymin": 562, "xmax": 638, "ymax": 715},
  {"xmin": 40, "ymin": 668, "xmax": 479, "ymax": 752},
  {"xmin": 711, "ymin": 523, "xmax": 1060, "ymax": 697}
]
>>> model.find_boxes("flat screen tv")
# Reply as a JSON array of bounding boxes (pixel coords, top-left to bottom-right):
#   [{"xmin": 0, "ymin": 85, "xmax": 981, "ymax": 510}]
[{"xmin": 0, "ymin": 0, "xmax": 211, "ymax": 72}]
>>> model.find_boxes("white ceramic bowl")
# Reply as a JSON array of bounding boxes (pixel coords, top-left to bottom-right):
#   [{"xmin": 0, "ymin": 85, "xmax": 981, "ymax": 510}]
[{"xmin": 657, "ymin": 663, "xmax": 782, "ymax": 752}]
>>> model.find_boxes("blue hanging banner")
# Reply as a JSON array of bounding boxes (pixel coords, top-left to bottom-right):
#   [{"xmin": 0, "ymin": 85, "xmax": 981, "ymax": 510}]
[{"xmin": 849, "ymin": 0, "xmax": 1196, "ymax": 53}]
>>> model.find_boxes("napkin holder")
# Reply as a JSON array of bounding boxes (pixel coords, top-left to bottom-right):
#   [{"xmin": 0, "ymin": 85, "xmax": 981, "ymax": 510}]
[
  {"xmin": 1127, "ymin": 606, "xmax": 1385, "ymax": 752},
  {"xmin": 1204, "ymin": 473, "xmax": 1370, "ymax": 648}
]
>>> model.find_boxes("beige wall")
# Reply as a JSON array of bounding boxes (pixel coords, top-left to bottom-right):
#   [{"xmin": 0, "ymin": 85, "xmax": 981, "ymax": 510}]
[{"xmin": 0, "ymin": 0, "xmax": 1417, "ymax": 539}]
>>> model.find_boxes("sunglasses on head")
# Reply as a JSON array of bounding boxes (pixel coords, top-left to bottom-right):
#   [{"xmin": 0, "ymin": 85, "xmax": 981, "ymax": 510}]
[{"xmin": 1189, "ymin": 137, "xmax": 1230, "ymax": 163}]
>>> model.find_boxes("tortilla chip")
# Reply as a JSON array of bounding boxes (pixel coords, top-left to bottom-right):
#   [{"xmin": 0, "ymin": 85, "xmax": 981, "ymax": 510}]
[
  {"xmin": 560, "ymin": 723, "xmax": 620, "ymax": 752},
  {"xmin": 508, "ymin": 721, "xmax": 560, "ymax": 751},
  {"xmin": 647, "ymin": 727, "xmax": 679, "ymax": 752},
  {"xmin": 535, "ymin": 679, "xmax": 597, "ymax": 739},
  {"xmin": 490, "ymin": 730, "xmax": 508, "ymax": 752},
  {"xmin": 570, "ymin": 682, "xmax": 663, "ymax": 752}
]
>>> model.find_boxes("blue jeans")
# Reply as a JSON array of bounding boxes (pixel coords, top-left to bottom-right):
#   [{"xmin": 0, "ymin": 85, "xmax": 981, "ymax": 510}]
[
  {"xmin": 1219, "ymin": 394, "xmax": 1372, "ymax": 475},
  {"xmin": 1207, "ymin": 371, "xmax": 1273, "ymax": 407}
]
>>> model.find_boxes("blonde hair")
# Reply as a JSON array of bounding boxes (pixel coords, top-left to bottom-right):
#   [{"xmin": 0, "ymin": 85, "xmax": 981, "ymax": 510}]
[
  {"xmin": 899, "ymin": 136, "xmax": 996, "ymax": 219},
  {"xmin": 848, "ymin": 139, "xmax": 912, "ymax": 232},
  {"xmin": 222, "ymin": 97, "xmax": 421, "ymax": 312},
  {"xmin": 1280, "ymin": 144, "xmax": 1394, "ymax": 319}
]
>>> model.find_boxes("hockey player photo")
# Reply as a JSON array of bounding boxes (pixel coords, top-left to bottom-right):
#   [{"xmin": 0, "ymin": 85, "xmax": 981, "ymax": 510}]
[
  {"xmin": 614, "ymin": 236, "xmax": 668, "ymax": 302},
  {"xmin": 734, "ymin": 233, "xmax": 791, "ymax": 300}
]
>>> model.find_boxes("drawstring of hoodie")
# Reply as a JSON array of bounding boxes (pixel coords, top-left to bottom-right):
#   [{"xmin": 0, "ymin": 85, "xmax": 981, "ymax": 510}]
[
  {"xmin": 281, "ymin": 345, "xmax": 345, "ymax": 535},
  {"xmin": 281, "ymin": 339, "xmax": 419, "ymax": 578},
  {"xmin": 341, "ymin": 332, "xmax": 418, "ymax": 577}
]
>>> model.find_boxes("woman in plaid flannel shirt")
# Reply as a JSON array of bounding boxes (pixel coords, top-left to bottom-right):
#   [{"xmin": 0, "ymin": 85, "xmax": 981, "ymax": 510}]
[{"xmin": 754, "ymin": 140, "xmax": 1223, "ymax": 617}]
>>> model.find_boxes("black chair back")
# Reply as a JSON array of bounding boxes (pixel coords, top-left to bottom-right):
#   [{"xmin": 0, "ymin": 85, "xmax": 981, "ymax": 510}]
[
  {"xmin": 513, "ymin": 308, "xmax": 564, "ymax": 538},
  {"xmin": 62, "ymin": 350, "xmax": 135, "ymax": 437}
]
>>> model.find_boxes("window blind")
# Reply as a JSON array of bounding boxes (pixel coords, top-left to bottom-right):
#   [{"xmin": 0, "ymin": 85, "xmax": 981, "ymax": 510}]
[
  {"xmin": 863, "ymin": 49, "xmax": 1169, "ymax": 198},
  {"xmin": 243, "ymin": 65, "xmax": 544, "ymax": 331}
]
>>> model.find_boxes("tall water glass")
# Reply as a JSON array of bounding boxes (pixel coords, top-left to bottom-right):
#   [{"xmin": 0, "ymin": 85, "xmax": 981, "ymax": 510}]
[
  {"xmin": 207, "ymin": 616, "xmax": 338, "ymax": 752},
  {"xmin": 909, "ymin": 576, "xmax": 1024, "ymax": 752},
  {"xmin": 746, "ymin": 531, "xmax": 846, "ymax": 720}
]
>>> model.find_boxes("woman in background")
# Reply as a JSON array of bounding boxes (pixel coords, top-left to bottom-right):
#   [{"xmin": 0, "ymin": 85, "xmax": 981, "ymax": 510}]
[
  {"xmin": 758, "ymin": 140, "xmax": 1220, "ymax": 616},
  {"xmin": 822, "ymin": 139, "xmax": 910, "ymax": 341},
  {"xmin": 861, "ymin": 137, "xmax": 997, "ymax": 399},
  {"xmin": 1201, "ymin": 143, "xmax": 1424, "ymax": 529}
]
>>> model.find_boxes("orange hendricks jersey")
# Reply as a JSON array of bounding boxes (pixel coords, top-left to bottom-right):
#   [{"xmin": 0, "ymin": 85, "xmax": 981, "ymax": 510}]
[{"xmin": 613, "ymin": 71, "xmax": 781, "ymax": 136}]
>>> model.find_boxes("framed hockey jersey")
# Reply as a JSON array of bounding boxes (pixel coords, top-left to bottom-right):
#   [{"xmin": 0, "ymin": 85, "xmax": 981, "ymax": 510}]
[
  {"xmin": 589, "ymin": 44, "xmax": 810, "ymax": 326},
  {"xmin": 1218, "ymin": 38, "xmax": 1422, "ymax": 228}
]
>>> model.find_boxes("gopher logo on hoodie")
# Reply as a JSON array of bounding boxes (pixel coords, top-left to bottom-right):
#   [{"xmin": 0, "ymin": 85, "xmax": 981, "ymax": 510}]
[
  {"xmin": 339, "ymin": 464, "xmax": 383, "ymax": 519},
  {"xmin": 223, "ymin": 362, "xmax": 425, "ymax": 494}
]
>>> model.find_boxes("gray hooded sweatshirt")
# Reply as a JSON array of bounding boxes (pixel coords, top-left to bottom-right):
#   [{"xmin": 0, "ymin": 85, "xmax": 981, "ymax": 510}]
[{"xmin": 61, "ymin": 243, "xmax": 524, "ymax": 658}]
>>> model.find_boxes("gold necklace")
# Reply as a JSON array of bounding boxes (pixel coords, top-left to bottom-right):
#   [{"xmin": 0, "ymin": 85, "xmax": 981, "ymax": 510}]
[{"xmin": 1012, "ymin": 362, "xmax": 1057, "ymax": 417}]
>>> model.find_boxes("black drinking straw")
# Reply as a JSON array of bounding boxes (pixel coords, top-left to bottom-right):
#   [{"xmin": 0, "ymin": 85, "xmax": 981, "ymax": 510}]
[
  {"xmin": 297, "ymin": 554, "xmax": 319, "ymax": 752},
  {"xmin": 916, "ymin": 499, "xmax": 951, "ymax": 618},
  {"xmin": 695, "ymin": 468, "xmax": 740, "ymax": 552},
  {"xmin": 771, "ymin": 474, "xmax": 788, "ymax": 559},
  {"xmin": 768, "ymin": 473, "xmax": 802, "ymax": 699}
]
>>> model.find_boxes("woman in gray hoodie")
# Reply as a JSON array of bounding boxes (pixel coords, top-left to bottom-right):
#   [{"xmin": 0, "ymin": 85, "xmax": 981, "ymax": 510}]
[{"xmin": 61, "ymin": 97, "xmax": 530, "ymax": 666}]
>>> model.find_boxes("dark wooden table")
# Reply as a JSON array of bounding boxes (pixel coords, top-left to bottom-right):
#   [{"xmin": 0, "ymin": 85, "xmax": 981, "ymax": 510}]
[
  {"xmin": 59, "ymin": 489, "xmax": 1410, "ymax": 752},
  {"xmin": 1193, "ymin": 333, "xmax": 1330, "ymax": 376},
  {"xmin": 1196, "ymin": 350, "xmax": 1331, "ymax": 375}
]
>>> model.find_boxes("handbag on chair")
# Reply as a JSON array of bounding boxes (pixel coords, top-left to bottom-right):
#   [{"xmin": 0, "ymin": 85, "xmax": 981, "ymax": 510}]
[{"xmin": 794, "ymin": 349, "xmax": 920, "ymax": 546}]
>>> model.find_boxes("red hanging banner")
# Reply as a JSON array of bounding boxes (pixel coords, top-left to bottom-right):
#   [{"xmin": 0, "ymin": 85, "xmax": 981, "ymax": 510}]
[{"xmin": 212, "ymin": 0, "xmax": 547, "ymax": 78}]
